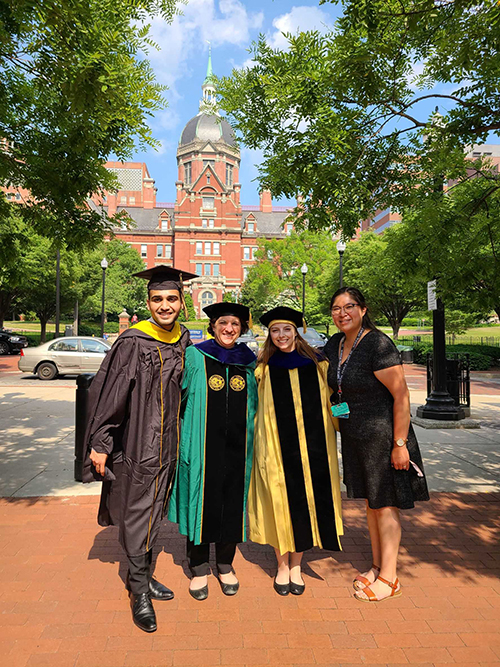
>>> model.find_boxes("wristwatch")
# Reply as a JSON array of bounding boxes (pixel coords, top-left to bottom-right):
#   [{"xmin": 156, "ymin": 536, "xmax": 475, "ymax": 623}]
[{"xmin": 394, "ymin": 438, "xmax": 408, "ymax": 447}]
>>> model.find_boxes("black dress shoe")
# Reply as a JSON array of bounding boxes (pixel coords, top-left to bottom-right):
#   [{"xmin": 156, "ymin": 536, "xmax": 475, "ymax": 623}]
[
  {"xmin": 219, "ymin": 579, "xmax": 240, "ymax": 596},
  {"xmin": 189, "ymin": 585, "xmax": 209, "ymax": 601},
  {"xmin": 131, "ymin": 593, "xmax": 157, "ymax": 633},
  {"xmin": 290, "ymin": 580, "xmax": 305, "ymax": 596},
  {"xmin": 149, "ymin": 577, "xmax": 174, "ymax": 601},
  {"xmin": 273, "ymin": 578, "xmax": 290, "ymax": 596}
]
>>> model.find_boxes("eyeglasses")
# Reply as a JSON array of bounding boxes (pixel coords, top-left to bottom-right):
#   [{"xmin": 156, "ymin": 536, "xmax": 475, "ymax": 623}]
[{"xmin": 331, "ymin": 303, "xmax": 359, "ymax": 315}]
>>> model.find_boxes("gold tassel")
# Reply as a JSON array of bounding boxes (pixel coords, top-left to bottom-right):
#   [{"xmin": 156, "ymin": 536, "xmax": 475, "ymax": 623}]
[
  {"xmin": 179, "ymin": 272, "xmax": 189, "ymax": 320},
  {"xmin": 302, "ymin": 318, "xmax": 307, "ymax": 333},
  {"xmin": 249, "ymin": 313, "xmax": 253, "ymax": 329}
]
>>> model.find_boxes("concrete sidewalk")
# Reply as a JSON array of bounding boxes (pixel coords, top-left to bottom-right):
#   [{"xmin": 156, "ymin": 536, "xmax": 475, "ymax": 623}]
[
  {"xmin": 1, "ymin": 370, "xmax": 500, "ymax": 666},
  {"xmin": 1, "ymin": 373, "xmax": 499, "ymax": 498}
]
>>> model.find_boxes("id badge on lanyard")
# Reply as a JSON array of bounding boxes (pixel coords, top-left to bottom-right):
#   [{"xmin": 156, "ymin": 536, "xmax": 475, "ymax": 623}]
[{"xmin": 332, "ymin": 327, "xmax": 364, "ymax": 419}]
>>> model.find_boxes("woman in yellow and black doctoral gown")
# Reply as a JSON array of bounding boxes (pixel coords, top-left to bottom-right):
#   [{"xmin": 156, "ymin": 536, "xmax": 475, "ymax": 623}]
[{"xmin": 248, "ymin": 307, "xmax": 343, "ymax": 596}]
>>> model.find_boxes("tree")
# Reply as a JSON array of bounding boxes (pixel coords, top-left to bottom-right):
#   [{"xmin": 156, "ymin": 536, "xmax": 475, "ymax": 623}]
[
  {"xmin": 17, "ymin": 239, "xmax": 79, "ymax": 342},
  {"xmin": 179, "ymin": 293, "xmax": 196, "ymax": 322},
  {"xmin": 342, "ymin": 229, "xmax": 425, "ymax": 339},
  {"xmin": 0, "ymin": 208, "xmax": 29, "ymax": 328},
  {"xmin": 1, "ymin": 0, "xmax": 183, "ymax": 247},
  {"xmin": 445, "ymin": 310, "xmax": 476, "ymax": 343},
  {"xmin": 218, "ymin": 1, "xmax": 500, "ymax": 236},
  {"xmin": 240, "ymin": 231, "xmax": 339, "ymax": 321},
  {"xmin": 77, "ymin": 240, "xmax": 148, "ymax": 320},
  {"xmin": 391, "ymin": 165, "xmax": 500, "ymax": 320}
]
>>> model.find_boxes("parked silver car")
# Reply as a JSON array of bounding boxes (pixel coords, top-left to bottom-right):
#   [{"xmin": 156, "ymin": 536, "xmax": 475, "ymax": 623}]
[
  {"xmin": 237, "ymin": 329, "xmax": 260, "ymax": 354},
  {"xmin": 18, "ymin": 336, "xmax": 111, "ymax": 380},
  {"xmin": 297, "ymin": 327, "xmax": 326, "ymax": 350}
]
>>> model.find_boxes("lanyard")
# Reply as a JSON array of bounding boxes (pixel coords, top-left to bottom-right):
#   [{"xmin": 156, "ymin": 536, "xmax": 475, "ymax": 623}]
[{"xmin": 336, "ymin": 327, "xmax": 364, "ymax": 399}]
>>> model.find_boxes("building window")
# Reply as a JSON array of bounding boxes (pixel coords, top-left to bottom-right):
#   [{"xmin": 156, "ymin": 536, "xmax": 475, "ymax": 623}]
[
  {"xmin": 286, "ymin": 223, "xmax": 293, "ymax": 235},
  {"xmin": 196, "ymin": 242, "xmax": 203, "ymax": 255},
  {"xmin": 213, "ymin": 242, "xmax": 220, "ymax": 255},
  {"xmin": 202, "ymin": 219, "xmax": 208, "ymax": 228},
  {"xmin": 196, "ymin": 263, "xmax": 202, "ymax": 275},
  {"xmin": 226, "ymin": 163, "xmax": 233, "ymax": 187},
  {"xmin": 6, "ymin": 192, "xmax": 13, "ymax": 200},
  {"xmin": 160, "ymin": 218, "xmax": 169, "ymax": 231},
  {"xmin": 213, "ymin": 264, "xmax": 220, "ymax": 277},
  {"xmin": 206, "ymin": 174, "xmax": 211, "ymax": 184},
  {"xmin": 202, "ymin": 196, "xmax": 214, "ymax": 209},
  {"xmin": 201, "ymin": 290, "xmax": 215, "ymax": 309},
  {"xmin": 247, "ymin": 222, "xmax": 254, "ymax": 233},
  {"xmin": 243, "ymin": 247, "xmax": 250, "ymax": 260},
  {"xmin": 156, "ymin": 244, "xmax": 163, "ymax": 257},
  {"xmin": 129, "ymin": 196, "xmax": 135, "ymax": 205},
  {"xmin": 204, "ymin": 263, "xmax": 211, "ymax": 276},
  {"xmin": 141, "ymin": 245, "xmax": 147, "ymax": 258},
  {"xmin": 184, "ymin": 162, "xmax": 191, "ymax": 184},
  {"xmin": 243, "ymin": 267, "xmax": 249, "ymax": 280},
  {"xmin": 208, "ymin": 219, "xmax": 214, "ymax": 228},
  {"xmin": 203, "ymin": 160, "xmax": 215, "ymax": 169},
  {"xmin": 165, "ymin": 245, "xmax": 172, "ymax": 259},
  {"xmin": 204, "ymin": 241, "xmax": 211, "ymax": 255},
  {"xmin": 120, "ymin": 196, "xmax": 127, "ymax": 205},
  {"xmin": 251, "ymin": 247, "xmax": 257, "ymax": 260}
]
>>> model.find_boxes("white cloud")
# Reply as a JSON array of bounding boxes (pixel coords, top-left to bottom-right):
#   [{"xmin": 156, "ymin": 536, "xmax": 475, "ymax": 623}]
[
  {"xmin": 145, "ymin": 0, "xmax": 264, "ymax": 93},
  {"xmin": 268, "ymin": 5, "xmax": 332, "ymax": 51}
]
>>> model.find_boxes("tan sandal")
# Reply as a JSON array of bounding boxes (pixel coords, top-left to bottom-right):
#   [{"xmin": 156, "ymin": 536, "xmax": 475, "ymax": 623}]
[
  {"xmin": 354, "ymin": 575, "xmax": 402, "ymax": 602},
  {"xmin": 352, "ymin": 564, "xmax": 380, "ymax": 591}
]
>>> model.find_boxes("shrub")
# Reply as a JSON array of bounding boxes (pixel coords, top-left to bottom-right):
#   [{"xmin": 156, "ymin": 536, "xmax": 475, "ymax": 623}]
[
  {"xmin": 412, "ymin": 341, "xmax": 500, "ymax": 370},
  {"xmin": 79, "ymin": 322, "xmax": 119, "ymax": 336}
]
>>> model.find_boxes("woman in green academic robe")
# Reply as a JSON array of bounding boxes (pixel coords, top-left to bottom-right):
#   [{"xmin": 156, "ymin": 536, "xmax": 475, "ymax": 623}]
[{"xmin": 168, "ymin": 302, "xmax": 258, "ymax": 600}]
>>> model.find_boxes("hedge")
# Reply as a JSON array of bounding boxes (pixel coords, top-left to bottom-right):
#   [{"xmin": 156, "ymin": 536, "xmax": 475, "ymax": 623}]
[{"xmin": 412, "ymin": 341, "xmax": 500, "ymax": 371}]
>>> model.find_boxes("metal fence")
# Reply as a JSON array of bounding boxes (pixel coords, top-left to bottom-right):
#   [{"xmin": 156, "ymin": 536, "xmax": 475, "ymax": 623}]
[
  {"xmin": 426, "ymin": 353, "xmax": 471, "ymax": 409},
  {"xmin": 397, "ymin": 335, "xmax": 500, "ymax": 347}
]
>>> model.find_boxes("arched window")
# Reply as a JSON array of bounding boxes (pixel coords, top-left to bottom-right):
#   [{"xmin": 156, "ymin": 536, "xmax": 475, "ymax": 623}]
[{"xmin": 201, "ymin": 291, "xmax": 215, "ymax": 309}]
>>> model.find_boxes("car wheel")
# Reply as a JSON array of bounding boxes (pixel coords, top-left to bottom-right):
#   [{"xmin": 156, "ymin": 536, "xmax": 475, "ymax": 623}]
[
  {"xmin": 37, "ymin": 362, "xmax": 58, "ymax": 380},
  {"xmin": 0, "ymin": 342, "xmax": 10, "ymax": 355}
]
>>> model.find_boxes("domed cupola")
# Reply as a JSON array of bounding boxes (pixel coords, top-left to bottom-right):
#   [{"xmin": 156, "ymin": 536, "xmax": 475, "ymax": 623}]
[{"xmin": 178, "ymin": 46, "xmax": 238, "ymax": 151}]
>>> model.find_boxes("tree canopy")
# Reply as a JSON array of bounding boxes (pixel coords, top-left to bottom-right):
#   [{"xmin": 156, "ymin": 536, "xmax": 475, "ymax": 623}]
[
  {"xmin": 218, "ymin": 0, "xmax": 500, "ymax": 236},
  {"xmin": 0, "ymin": 0, "xmax": 183, "ymax": 247}
]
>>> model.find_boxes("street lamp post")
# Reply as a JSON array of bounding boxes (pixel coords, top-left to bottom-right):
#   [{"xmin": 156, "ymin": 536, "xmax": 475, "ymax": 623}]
[
  {"xmin": 100, "ymin": 258, "xmax": 108, "ymax": 338},
  {"xmin": 417, "ymin": 108, "xmax": 464, "ymax": 421},
  {"xmin": 301, "ymin": 263, "xmax": 308, "ymax": 316},
  {"xmin": 336, "ymin": 240, "xmax": 346, "ymax": 288},
  {"xmin": 55, "ymin": 249, "xmax": 61, "ymax": 338}
]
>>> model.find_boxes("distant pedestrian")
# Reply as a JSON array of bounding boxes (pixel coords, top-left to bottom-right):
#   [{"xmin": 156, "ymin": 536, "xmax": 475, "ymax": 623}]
[
  {"xmin": 131, "ymin": 313, "xmax": 139, "ymax": 325},
  {"xmin": 324, "ymin": 287, "xmax": 429, "ymax": 602},
  {"xmin": 248, "ymin": 306, "xmax": 343, "ymax": 597},
  {"xmin": 83, "ymin": 265, "xmax": 196, "ymax": 632}
]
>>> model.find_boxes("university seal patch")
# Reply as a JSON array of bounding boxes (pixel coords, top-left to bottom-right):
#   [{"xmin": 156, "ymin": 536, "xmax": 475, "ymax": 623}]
[
  {"xmin": 230, "ymin": 375, "xmax": 246, "ymax": 392},
  {"xmin": 208, "ymin": 374, "xmax": 225, "ymax": 391}
]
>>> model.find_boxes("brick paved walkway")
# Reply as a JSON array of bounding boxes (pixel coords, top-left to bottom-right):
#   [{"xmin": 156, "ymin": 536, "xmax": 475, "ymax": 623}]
[{"xmin": 1, "ymin": 493, "xmax": 499, "ymax": 666}]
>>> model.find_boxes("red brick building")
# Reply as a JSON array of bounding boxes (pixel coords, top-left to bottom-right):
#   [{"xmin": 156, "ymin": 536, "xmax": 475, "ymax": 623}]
[{"xmin": 92, "ymin": 56, "xmax": 291, "ymax": 318}]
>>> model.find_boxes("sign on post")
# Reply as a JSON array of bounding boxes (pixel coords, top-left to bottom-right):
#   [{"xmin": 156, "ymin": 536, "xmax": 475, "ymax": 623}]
[
  {"xmin": 427, "ymin": 280, "xmax": 437, "ymax": 311},
  {"xmin": 188, "ymin": 329, "xmax": 203, "ymax": 341}
]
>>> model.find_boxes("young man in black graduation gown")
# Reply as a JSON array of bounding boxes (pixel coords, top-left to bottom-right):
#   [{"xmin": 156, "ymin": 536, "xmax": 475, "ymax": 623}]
[{"xmin": 83, "ymin": 265, "xmax": 196, "ymax": 633}]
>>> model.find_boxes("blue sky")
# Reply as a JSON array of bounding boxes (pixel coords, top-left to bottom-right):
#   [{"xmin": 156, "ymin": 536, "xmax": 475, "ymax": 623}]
[{"xmin": 131, "ymin": 0, "xmax": 343, "ymax": 207}]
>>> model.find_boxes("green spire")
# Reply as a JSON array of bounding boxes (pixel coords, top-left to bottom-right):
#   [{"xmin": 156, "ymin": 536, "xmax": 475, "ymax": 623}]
[{"xmin": 204, "ymin": 44, "xmax": 213, "ymax": 84}]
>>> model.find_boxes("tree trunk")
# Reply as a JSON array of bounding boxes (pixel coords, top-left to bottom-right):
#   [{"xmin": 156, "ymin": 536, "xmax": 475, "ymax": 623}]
[
  {"xmin": 40, "ymin": 319, "xmax": 47, "ymax": 344},
  {"xmin": 391, "ymin": 323, "xmax": 400, "ymax": 340}
]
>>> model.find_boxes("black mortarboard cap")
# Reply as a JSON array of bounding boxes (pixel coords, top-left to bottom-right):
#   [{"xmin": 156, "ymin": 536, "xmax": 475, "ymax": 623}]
[
  {"xmin": 133, "ymin": 265, "xmax": 198, "ymax": 292},
  {"xmin": 203, "ymin": 302, "xmax": 251, "ymax": 324},
  {"xmin": 260, "ymin": 306, "xmax": 306, "ymax": 331}
]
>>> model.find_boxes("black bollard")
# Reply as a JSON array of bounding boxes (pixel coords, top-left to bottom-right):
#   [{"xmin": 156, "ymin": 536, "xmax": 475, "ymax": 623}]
[{"xmin": 74, "ymin": 374, "xmax": 95, "ymax": 481}]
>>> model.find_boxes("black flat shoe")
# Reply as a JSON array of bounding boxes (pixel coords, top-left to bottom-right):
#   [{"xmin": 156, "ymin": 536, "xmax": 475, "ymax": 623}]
[
  {"xmin": 189, "ymin": 585, "xmax": 209, "ymax": 601},
  {"xmin": 290, "ymin": 580, "xmax": 305, "ymax": 596},
  {"xmin": 273, "ymin": 578, "xmax": 290, "ymax": 596},
  {"xmin": 219, "ymin": 579, "xmax": 240, "ymax": 596},
  {"xmin": 149, "ymin": 577, "xmax": 174, "ymax": 601},
  {"xmin": 131, "ymin": 593, "xmax": 157, "ymax": 633}
]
